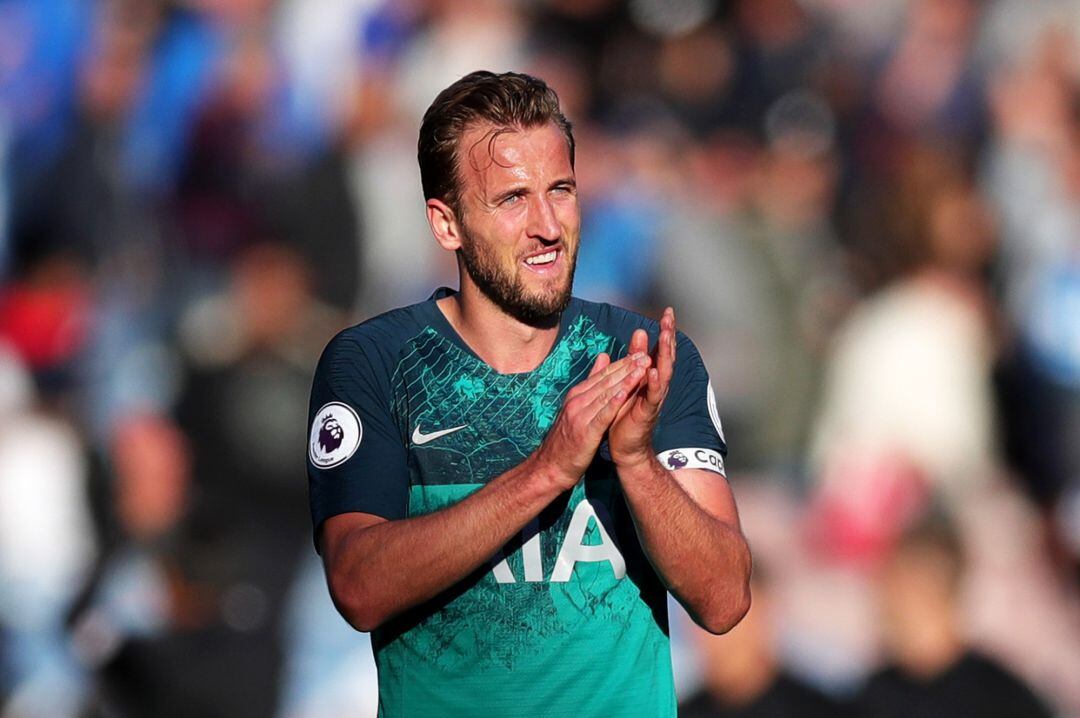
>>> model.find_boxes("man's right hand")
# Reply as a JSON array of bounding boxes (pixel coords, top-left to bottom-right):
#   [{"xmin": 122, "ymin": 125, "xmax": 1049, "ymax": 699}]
[{"xmin": 533, "ymin": 351, "xmax": 651, "ymax": 490}]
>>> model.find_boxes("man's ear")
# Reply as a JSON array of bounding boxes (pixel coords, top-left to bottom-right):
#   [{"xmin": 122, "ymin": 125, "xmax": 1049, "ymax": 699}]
[{"xmin": 427, "ymin": 198, "xmax": 463, "ymax": 252}]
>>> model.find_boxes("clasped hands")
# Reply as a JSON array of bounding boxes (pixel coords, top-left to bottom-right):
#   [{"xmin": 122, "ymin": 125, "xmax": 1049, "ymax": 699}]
[{"xmin": 535, "ymin": 308, "xmax": 677, "ymax": 491}]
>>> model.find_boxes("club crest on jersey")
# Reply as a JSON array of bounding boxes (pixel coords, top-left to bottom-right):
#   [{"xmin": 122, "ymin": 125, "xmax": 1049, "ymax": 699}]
[{"xmin": 309, "ymin": 402, "xmax": 362, "ymax": 468}]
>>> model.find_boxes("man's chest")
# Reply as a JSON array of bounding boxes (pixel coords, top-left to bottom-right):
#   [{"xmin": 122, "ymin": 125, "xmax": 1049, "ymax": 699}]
[{"xmin": 391, "ymin": 332, "xmax": 604, "ymax": 488}]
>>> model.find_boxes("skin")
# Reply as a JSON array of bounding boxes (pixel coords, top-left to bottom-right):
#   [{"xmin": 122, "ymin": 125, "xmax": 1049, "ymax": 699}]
[
  {"xmin": 320, "ymin": 121, "xmax": 751, "ymax": 634},
  {"xmin": 880, "ymin": 545, "xmax": 964, "ymax": 678}
]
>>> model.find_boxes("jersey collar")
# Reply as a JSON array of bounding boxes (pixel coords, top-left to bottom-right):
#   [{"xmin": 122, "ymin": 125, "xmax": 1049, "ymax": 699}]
[{"xmin": 424, "ymin": 287, "xmax": 582, "ymax": 375}]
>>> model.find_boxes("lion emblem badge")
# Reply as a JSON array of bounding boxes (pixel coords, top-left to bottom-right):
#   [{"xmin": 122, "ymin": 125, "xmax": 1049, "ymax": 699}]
[
  {"xmin": 319, "ymin": 416, "xmax": 344, "ymax": 453},
  {"xmin": 665, "ymin": 450, "xmax": 689, "ymax": 469},
  {"xmin": 309, "ymin": 402, "xmax": 362, "ymax": 468}
]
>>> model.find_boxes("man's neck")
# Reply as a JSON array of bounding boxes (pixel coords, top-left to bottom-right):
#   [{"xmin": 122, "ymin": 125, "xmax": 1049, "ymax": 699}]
[{"xmin": 437, "ymin": 286, "xmax": 561, "ymax": 374}]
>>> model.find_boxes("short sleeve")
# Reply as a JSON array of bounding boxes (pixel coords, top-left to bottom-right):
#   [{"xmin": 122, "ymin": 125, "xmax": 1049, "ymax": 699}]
[
  {"xmin": 307, "ymin": 330, "xmax": 409, "ymax": 546},
  {"xmin": 653, "ymin": 332, "xmax": 728, "ymax": 477}
]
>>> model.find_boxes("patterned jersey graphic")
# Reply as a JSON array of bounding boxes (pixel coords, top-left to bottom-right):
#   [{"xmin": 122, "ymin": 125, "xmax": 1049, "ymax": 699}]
[
  {"xmin": 375, "ymin": 315, "xmax": 674, "ymax": 717},
  {"xmin": 307, "ymin": 293, "xmax": 727, "ymax": 717}
]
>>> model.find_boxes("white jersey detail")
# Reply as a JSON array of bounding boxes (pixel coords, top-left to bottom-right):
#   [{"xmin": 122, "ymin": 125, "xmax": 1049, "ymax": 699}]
[
  {"xmin": 706, "ymin": 380, "xmax": 725, "ymax": 441},
  {"xmin": 656, "ymin": 447, "xmax": 725, "ymax": 475},
  {"xmin": 411, "ymin": 424, "xmax": 467, "ymax": 445}
]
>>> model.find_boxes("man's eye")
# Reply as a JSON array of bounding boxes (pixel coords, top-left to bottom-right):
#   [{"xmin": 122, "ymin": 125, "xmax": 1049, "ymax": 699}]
[{"xmin": 501, "ymin": 194, "xmax": 521, "ymax": 206}]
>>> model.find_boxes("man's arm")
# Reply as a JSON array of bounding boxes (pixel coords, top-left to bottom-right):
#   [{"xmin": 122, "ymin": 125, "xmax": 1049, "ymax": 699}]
[
  {"xmin": 320, "ymin": 351, "xmax": 650, "ymax": 632},
  {"xmin": 608, "ymin": 308, "xmax": 752, "ymax": 634},
  {"xmin": 615, "ymin": 462, "xmax": 751, "ymax": 634}
]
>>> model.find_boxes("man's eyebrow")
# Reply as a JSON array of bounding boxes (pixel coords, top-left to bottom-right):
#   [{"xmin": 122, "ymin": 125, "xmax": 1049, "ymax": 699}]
[
  {"xmin": 489, "ymin": 177, "xmax": 576, "ymax": 203},
  {"xmin": 490, "ymin": 185, "xmax": 527, "ymax": 203}
]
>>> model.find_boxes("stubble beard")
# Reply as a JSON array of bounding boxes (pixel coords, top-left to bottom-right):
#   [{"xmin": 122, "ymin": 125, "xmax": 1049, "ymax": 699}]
[{"xmin": 457, "ymin": 222, "xmax": 576, "ymax": 328}]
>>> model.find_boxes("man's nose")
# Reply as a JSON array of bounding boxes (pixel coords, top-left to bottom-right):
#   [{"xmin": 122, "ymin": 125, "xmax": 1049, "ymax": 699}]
[{"xmin": 526, "ymin": 195, "xmax": 561, "ymax": 242}]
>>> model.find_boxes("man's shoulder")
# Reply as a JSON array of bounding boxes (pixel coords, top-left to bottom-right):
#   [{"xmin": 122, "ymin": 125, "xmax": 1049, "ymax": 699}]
[
  {"xmin": 317, "ymin": 299, "xmax": 434, "ymax": 380},
  {"xmin": 571, "ymin": 297, "xmax": 697, "ymax": 347},
  {"xmin": 570, "ymin": 296, "xmax": 660, "ymax": 337}
]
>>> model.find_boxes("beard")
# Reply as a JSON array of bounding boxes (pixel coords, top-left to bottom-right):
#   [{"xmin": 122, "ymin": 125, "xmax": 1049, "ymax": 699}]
[{"xmin": 458, "ymin": 223, "xmax": 576, "ymax": 328}]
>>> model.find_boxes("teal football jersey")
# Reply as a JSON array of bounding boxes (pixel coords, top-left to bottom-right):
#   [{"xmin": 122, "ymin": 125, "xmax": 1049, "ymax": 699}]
[{"xmin": 307, "ymin": 288, "xmax": 727, "ymax": 717}]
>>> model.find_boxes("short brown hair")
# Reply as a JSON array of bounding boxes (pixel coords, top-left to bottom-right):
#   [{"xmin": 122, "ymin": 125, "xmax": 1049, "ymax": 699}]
[{"xmin": 418, "ymin": 71, "xmax": 575, "ymax": 214}]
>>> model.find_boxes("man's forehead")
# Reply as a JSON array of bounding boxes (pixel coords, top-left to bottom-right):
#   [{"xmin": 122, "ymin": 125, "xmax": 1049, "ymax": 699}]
[{"xmin": 458, "ymin": 121, "xmax": 573, "ymax": 189}]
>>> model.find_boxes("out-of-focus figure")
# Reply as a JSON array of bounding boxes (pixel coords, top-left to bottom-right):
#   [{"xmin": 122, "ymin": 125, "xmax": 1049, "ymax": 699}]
[
  {"xmin": 858, "ymin": 513, "xmax": 1054, "ymax": 718},
  {"xmin": 0, "ymin": 254, "xmax": 98, "ymax": 717},
  {"xmin": 808, "ymin": 151, "xmax": 998, "ymax": 563},
  {"xmin": 981, "ymin": 19, "xmax": 1080, "ymax": 590},
  {"xmin": 659, "ymin": 106, "xmax": 852, "ymax": 478},
  {"xmin": 680, "ymin": 569, "xmax": 852, "ymax": 718},
  {"xmin": 91, "ymin": 243, "xmax": 341, "ymax": 718}
]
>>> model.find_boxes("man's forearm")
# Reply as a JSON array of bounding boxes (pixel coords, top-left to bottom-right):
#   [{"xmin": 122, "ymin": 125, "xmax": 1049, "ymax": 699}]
[
  {"xmin": 322, "ymin": 457, "xmax": 565, "ymax": 632},
  {"xmin": 616, "ymin": 458, "xmax": 752, "ymax": 634}
]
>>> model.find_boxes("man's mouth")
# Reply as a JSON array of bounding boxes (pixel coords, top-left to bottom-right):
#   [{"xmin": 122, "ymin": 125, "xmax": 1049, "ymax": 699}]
[{"xmin": 524, "ymin": 249, "xmax": 558, "ymax": 267}]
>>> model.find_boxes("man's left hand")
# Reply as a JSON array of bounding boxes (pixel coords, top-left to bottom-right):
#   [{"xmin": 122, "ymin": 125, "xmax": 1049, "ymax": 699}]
[{"xmin": 608, "ymin": 307, "xmax": 677, "ymax": 468}]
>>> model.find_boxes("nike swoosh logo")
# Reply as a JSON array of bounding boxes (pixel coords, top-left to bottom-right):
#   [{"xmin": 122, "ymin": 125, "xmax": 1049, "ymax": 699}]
[{"xmin": 412, "ymin": 424, "xmax": 467, "ymax": 445}]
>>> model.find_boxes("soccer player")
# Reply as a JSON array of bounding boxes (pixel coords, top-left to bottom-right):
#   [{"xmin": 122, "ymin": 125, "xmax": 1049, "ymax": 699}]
[{"xmin": 307, "ymin": 70, "xmax": 751, "ymax": 717}]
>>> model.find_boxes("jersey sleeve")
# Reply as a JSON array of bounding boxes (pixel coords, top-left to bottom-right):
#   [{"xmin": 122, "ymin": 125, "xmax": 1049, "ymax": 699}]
[
  {"xmin": 307, "ymin": 329, "xmax": 409, "ymax": 547},
  {"xmin": 653, "ymin": 331, "xmax": 728, "ymax": 477}
]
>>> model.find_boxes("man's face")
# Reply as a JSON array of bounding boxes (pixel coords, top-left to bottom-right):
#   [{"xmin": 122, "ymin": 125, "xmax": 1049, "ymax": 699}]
[{"xmin": 453, "ymin": 122, "xmax": 580, "ymax": 325}]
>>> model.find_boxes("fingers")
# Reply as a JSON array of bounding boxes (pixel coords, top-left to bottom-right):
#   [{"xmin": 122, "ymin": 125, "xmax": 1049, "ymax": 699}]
[
  {"xmin": 583, "ymin": 360, "xmax": 647, "ymax": 423},
  {"xmin": 659, "ymin": 306, "xmax": 675, "ymax": 381},
  {"xmin": 591, "ymin": 384, "xmax": 632, "ymax": 430},
  {"xmin": 545, "ymin": 351, "xmax": 651, "ymax": 482},
  {"xmin": 644, "ymin": 308, "xmax": 676, "ymax": 410},
  {"xmin": 649, "ymin": 308, "xmax": 674, "ymax": 363},
  {"xmin": 588, "ymin": 352, "xmax": 611, "ymax": 379},
  {"xmin": 643, "ymin": 367, "xmax": 663, "ymax": 408},
  {"xmin": 571, "ymin": 350, "xmax": 646, "ymax": 398}
]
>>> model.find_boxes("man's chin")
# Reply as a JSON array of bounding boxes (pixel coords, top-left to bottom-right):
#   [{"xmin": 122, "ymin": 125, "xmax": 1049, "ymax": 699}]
[
  {"xmin": 496, "ymin": 285, "xmax": 572, "ymax": 328},
  {"xmin": 460, "ymin": 246, "xmax": 575, "ymax": 327}
]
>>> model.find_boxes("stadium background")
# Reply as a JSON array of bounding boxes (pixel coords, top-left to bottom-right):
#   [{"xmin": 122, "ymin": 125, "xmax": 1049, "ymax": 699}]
[{"xmin": 1, "ymin": 0, "xmax": 1079, "ymax": 715}]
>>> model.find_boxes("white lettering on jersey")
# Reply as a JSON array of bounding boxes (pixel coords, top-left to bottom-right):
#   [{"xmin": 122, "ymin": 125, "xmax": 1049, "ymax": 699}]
[
  {"xmin": 522, "ymin": 518, "xmax": 543, "ymax": 582},
  {"xmin": 490, "ymin": 501, "xmax": 626, "ymax": 583},
  {"xmin": 491, "ymin": 519, "xmax": 543, "ymax": 584},
  {"xmin": 551, "ymin": 499, "xmax": 626, "ymax": 582},
  {"xmin": 491, "ymin": 554, "xmax": 516, "ymax": 584}
]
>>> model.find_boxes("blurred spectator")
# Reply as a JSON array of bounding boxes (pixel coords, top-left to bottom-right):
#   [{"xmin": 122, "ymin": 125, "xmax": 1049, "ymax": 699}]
[
  {"xmin": 981, "ymin": 21, "xmax": 1080, "ymax": 579},
  {"xmin": 802, "ymin": 0, "xmax": 908, "ymax": 58},
  {"xmin": 837, "ymin": 0, "xmax": 989, "ymax": 285},
  {"xmin": 680, "ymin": 569, "xmax": 852, "ymax": 718},
  {"xmin": 92, "ymin": 244, "xmax": 341, "ymax": 718},
  {"xmin": 170, "ymin": 7, "xmax": 358, "ymax": 310},
  {"xmin": 809, "ymin": 151, "xmax": 998, "ymax": 563},
  {"xmin": 571, "ymin": 123, "xmax": 669, "ymax": 310},
  {"xmin": 732, "ymin": 0, "xmax": 834, "ymax": 114},
  {"xmin": 858, "ymin": 512, "xmax": 1054, "ymax": 718},
  {"xmin": 870, "ymin": 0, "xmax": 987, "ymax": 145},
  {"xmin": 0, "ymin": 255, "xmax": 98, "ymax": 716},
  {"xmin": 658, "ymin": 111, "xmax": 851, "ymax": 476}
]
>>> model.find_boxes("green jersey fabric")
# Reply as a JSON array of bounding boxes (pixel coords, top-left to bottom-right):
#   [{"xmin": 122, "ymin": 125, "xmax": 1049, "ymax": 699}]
[{"xmin": 307, "ymin": 288, "xmax": 728, "ymax": 717}]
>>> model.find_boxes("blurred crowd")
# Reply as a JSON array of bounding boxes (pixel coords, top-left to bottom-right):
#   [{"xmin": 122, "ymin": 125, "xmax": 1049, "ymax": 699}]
[{"xmin": 1, "ymin": 0, "xmax": 1080, "ymax": 716}]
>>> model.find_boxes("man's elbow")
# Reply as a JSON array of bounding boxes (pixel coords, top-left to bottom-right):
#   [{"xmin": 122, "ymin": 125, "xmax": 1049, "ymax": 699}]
[
  {"xmin": 695, "ymin": 541, "xmax": 753, "ymax": 635},
  {"xmin": 327, "ymin": 574, "xmax": 387, "ymax": 633},
  {"xmin": 696, "ymin": 582, "xmax": 752, "ymax": 635}
]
